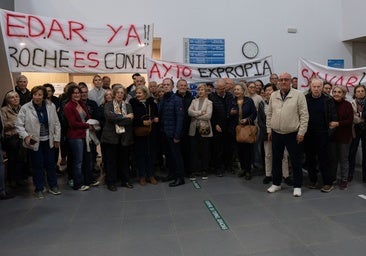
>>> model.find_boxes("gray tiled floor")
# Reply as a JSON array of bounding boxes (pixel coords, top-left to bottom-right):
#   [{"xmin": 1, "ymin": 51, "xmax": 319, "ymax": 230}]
[{"xmin": 0, "ymin": 172, "xmax": 365, "ymax": 256}]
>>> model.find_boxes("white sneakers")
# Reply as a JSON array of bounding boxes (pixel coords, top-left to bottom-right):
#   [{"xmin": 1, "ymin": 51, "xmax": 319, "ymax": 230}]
[
  {"xmin": 267, "ymin": 185, "xmax": 302, "ymax": 197},
  {"xmin": 267, "ymin": 185, "xmax": 281, "ymax": 193},
  {"xmin": 293, "ymin": 188, "xmax": 301, "ymax": 197}
]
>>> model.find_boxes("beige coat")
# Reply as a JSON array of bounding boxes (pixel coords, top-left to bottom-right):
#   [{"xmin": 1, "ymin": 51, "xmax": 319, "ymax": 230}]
[
  {"xmin": 266, "ymin": 88, "xmax": 309, "ymax": 136},
  {"xmin": 188, "ymin": 97, "xmax": 213, "ymax": 137}
]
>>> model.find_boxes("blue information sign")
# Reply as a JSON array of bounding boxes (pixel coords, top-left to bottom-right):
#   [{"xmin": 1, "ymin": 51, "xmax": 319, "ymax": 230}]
[{"xmin": 328, "ymin": 59, "xmax": 344, "ymax": 68}]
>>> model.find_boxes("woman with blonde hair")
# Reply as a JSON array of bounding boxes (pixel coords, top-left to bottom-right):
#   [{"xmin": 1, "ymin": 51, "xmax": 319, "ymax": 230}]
[
  {"xmin": 229, "ymin": 84, "xmax": 257, "ymax": 180},
  {"xmin": 130, "ymin": 85, "xmax": 159, "ymax": 185},
  {"xmin": 1, "ymin": 91, "xmax": 27, "ymax": 188},
  {"xmin": 188, "ymin": 84, "xmax": 213, "ymax": 180}
]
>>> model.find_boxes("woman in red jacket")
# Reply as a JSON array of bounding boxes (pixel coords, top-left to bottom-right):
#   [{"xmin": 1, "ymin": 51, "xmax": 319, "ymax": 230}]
[
  {"xmin": 329, "ymin": 86, "xmax": 354, "ymax": 190},
  {"xmin": 63, "ymin": 85, "xmax": 96, "ymax": 191}
]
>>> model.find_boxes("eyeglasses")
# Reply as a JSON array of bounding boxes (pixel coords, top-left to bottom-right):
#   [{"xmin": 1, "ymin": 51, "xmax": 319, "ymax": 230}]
[{"xmin": 279, "ymin": 78, "xmax": 290, "ymax": 82}]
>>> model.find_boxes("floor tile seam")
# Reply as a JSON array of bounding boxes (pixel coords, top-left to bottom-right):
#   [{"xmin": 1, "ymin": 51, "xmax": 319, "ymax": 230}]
[
  {"xmin": 121, "ymin": 198, "xmax": 168, "ymax": 203},
  {"xmin": 326, "ymin": 209, "xmax": 366, "ymax": 217},
  {"xmin": 277, "ymin": 215, "xmax": 363, "ymax": 246},
  {"xmin": 228, "ymin": 219, "xmax": 286, "ymax": 231},
  {"xmin": 244, "ymin": 245, "xmax": 317, "ymax": 256},
  {"xmin": 302, "ymin": 236, "xmax": 364, "ymax": 248}
]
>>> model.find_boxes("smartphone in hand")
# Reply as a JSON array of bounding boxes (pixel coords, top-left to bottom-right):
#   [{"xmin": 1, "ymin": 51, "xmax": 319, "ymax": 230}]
[{"xmin": 30, "ymin": 138, "xmax": 38, "ymax": 145}]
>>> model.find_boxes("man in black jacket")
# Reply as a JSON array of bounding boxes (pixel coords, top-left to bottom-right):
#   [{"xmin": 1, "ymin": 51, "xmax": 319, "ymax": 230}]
[
  {"xmin": 304, "ymin": 78, "xmax": 338, "ymax": 192},
  {"xmin": 208, "ymin": 78, "xmax": 234, "ymax": 176},
  {"xmin": 175, "ymin": 79, "xmax": 194, "ymax": 178}
]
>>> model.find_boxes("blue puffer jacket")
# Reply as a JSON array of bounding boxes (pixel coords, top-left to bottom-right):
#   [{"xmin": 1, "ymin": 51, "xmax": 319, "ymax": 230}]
[{"xmin": 159, "ymin": 91, "xmax": 184, "ymax": 139}]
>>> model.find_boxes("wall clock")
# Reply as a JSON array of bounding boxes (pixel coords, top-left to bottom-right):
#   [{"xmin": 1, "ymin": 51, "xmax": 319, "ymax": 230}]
[{"xmin": 242, "ymin": 41, "xmax": 259, "ymax": 59}]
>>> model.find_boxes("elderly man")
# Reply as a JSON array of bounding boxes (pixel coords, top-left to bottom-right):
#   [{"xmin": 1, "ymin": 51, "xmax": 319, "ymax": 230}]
[
  {"xmin": 15, "ymin": 75, "xmax": 31, "ymax": 106},
  {"xmin": 304, "ymin": 78, "xmax": 338, "ymax": 192},
  {"xmin": 266, "ymin": 73, "xmax": 309, "ymax": 197},
  {"xmin": 208, "ymin": 78, "xmax": 234, "ymax": 176},
  {"xmin": 175, "ymin": 79, "xmax": 194, "ymax": 178},
  {"xmin": 102, "ymin": 76, "xmax": 111, "ymax": 89}
]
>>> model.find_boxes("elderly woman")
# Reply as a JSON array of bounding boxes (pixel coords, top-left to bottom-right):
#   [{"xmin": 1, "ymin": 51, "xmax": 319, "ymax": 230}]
[
  {"xmin": 329, "ymin": 86, "xmax": 354, "ymax": 189},
  {"xmin": 229, "ymin": 84, "xmax": 257, "ymax": 180},
  {"xmin": 101, "ymin": 84, "xmax": 134, "ymax": 191},
  {"xmin": 1, "ymin": 91, "xmax": 27, "ymax": 188},
  {"xmin": 130, "ymin": 85, "xmax": 159, "ymax": 186},
  {"xmin": 188, "ymin": 84, "xmax": 213, "ymax": 180},
  {"xmin": 15, "ymin": 86, "xmax": 61, "ymax": 199},
  {"xmin": 348, "ymin": 85, "xmax": 366, "ymax": 183}
]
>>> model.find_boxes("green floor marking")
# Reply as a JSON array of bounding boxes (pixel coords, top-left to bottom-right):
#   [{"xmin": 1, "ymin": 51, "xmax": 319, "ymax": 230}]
[
  {"xmin": 204, "ymin": 200, "xmax": 229, "ymax": 230},
  {"xmin": 192, "ymin": 180, "xmax": 201, "ymax": 189}
]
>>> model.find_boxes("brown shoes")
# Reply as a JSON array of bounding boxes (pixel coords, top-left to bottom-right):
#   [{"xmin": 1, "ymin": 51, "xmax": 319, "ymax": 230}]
[
  {"xmin": 139, "ymin": 178, "xmax": 147, "ymax": 186},
  {"xmin": 149, "ymin": 177, "xmax": 158, "ymax": 185},
  {"xmin": 140, "ymin": 177, "xmax": 158, "ymax": 186}
]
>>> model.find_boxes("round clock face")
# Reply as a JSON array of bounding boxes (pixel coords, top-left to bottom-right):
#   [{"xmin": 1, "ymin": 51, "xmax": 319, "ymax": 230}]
[{"xmin": 242, "ymin": 41, "xmax": 259, "ymax": 59}]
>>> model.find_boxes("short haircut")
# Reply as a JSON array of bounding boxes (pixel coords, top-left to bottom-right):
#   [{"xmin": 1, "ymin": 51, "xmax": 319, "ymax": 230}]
[
  {"xmin": 136, "ymin": 85, "xmax": 151, "ymax": 98},
  {"xmin": 4, "ymin": 91, "xmax": 19, "ymax": 104},
  {"xmin": 67, "ymin": 85, "xmax": 80, "ymax": 100},
  {"xmin": 31, "ymin": 86, "xmax": 47, "ymax": 100},
  {"xmin": 264, "ymin": 83, "xmax": 277, "ymax": 92},
  {"xmin": 112, "ymin": 84, "xmax": 127, "ymax": 100},
  {"xmin": 353, "ymin": 84, "xmax": 366, "ymax": 99},
  {"xmin": 43, "ymin": 83, "xmax": 55, "ymax": 93}
]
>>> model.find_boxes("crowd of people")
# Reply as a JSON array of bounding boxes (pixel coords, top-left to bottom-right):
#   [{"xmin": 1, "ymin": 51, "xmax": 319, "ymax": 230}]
[{"xmin": 0, "ymin": 72, "xmax": 365, "ymax": 200}]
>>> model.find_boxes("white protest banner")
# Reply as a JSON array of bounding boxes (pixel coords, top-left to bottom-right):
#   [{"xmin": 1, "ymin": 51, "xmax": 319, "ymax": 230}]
[
  {"xmin": 298, "ymin": 57, "xmax": 366, "ymax": 93},
  {"xmin": 146, "ymin": 56, "xmax": 273, "ymax": 84},
  {"xmin": 0, "ymin": 9, "xmax": 152, "ymax": 73}
]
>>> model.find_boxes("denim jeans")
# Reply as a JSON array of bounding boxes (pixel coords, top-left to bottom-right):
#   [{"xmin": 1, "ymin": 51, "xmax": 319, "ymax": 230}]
[
  {"xmin": 29, "ymin": 140, "xmax": 57, "ymax": 192},
  {"xmin": 68, "ymin": 138, "xmax": 92, "ymax": 189}
]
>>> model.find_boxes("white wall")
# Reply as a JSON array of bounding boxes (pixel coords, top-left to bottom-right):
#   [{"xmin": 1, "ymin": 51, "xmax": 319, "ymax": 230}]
[
  {"xmin": 14, "ymin": 0, "xmax": 352, "ymax": 80},
  {"xmin": 341, "ymin": 0, "xmax": 366, "ymax": 41}
]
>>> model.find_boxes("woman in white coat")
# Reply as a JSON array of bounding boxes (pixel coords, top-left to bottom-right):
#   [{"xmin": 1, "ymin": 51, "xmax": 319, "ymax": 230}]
[
  {"xmin": 188, "ymin": 84, "xmax": 213, "ymax": 180},
  {"xmin": 16, "ymin": 86, "xmax": 61, "ymax": 199}
]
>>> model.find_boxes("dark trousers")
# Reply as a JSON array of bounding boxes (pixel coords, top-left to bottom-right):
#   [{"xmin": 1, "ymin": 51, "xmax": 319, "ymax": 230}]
[
  {"xmin": 211, "ymin": 131, "xmax": 234, "ymax": 171},
  {"xmin": 349, "ymin": 133, "xmax": 366, "ymax": 179},
  {"xmin": 135, "ymin": 136, "xmax": 155, "ymax": 178},
  {"xmin": 190, "ymin": 131, "xmax": 210, "ymax": 173},
  {"xmin": 272, "ymin": 131, "xmax": 303, "ymax": 187},
  {"xmin": 237, "ymin": 142, "xmax": 252, "ymax": 172},
  {"xmin": 103, "ymin": 143, "xmax": 131, "ymax": 186},
  {"xmin": 304, "ymin": 131, "xmax": 333, "ymax": 185},
  {"xmin": 163, "ymin": 134, "xmax": 184, "ymax": 179}
]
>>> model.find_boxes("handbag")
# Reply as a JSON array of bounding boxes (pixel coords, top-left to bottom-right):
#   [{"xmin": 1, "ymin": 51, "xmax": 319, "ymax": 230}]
[
  {"xmin": 115, "ymin": 124, "xmax": 125, "ymax": 134},
  {"xmin": 235, "ymin": 104, "xmax": 257, "ymax": 143},
  {"xmin": 198, "ymin": 120, "xmax": 210, "ymax": 135},
  {"xmin": 134, "ymin": 105, "xmax": 152, "ymax": 136},
  {"xmin": 236, "ymin": 124, "xmax": 258, "ymax": 143}
]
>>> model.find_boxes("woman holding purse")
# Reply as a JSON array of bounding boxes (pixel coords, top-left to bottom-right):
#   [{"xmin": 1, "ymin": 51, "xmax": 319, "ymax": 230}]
[
  {"xmin": 130, "ymin": 85, "xmax": 159, "ymax": 186},
  {"xmin": 188, "ymin": 84, "xmax": 213, "ymax": 180},
  {"xmin": 229, "ymin": 84, "xmax": 257, "ymax": 180}
]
